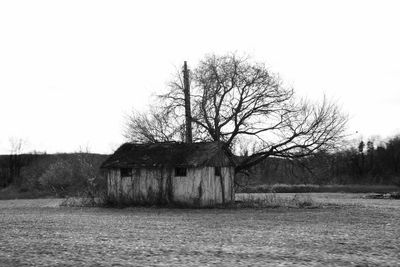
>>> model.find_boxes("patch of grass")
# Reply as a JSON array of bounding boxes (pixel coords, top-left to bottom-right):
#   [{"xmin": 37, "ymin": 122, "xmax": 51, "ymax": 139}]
[
  {"xmin": 61, "ymin": 193, "xmax": 320, "ymax": 209},
  {"xmin": 235, "ymin": 193, "xmax": 319, "ymax": 209},
  {"xmin": 60, "ymin": 197, "xmax": 98, "ymax": 207},
  {"xmin": 239, "ymin": 183, "xmax": 399, "ymax": 194},
  {"xmin": 364, "ymin": 192, "xmax": 400, "ymax": 199},
  {"xmin": 60, "ymin": 191, "xmax": 112, "ymax": 207}
]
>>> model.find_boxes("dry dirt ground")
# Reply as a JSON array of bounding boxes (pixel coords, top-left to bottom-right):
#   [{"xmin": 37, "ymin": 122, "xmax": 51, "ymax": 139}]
[{"xmin": 0, "ymin": 194, "xmax": 399, "ymax": 266}]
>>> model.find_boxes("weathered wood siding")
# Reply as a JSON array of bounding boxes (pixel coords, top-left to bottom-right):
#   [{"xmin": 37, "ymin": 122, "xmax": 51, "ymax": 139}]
[
  {"xmin": 107, "ymin": 166, "xmax": 234, "ymax": 206},
  {"xmin": 107, "ymin": 169, "xmax": 120, "ymax": 199}
]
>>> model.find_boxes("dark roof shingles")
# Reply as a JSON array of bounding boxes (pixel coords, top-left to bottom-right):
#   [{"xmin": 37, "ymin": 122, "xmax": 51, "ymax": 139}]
[{"xmin": 101, "ymin": 141, "xmax": 235, "ymax": 169}]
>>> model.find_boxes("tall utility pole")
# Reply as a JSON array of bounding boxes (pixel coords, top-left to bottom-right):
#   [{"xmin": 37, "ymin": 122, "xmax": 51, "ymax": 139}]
[{"xmin": 183, "ymin": 61, "xmax": 192, "ymax": 143}]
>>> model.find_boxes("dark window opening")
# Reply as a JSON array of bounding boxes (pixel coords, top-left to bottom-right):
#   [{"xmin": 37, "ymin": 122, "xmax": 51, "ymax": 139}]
[
  {"xmin": 175, "ymin": 167, "xmax": 187, "ymax": 177},
  {"xmin": 215, "ymin": 167, "xmax": 221, "ymax": 176},
  {"xmin": 120, "ymin": 168, "xmax": 132, "ymax": 177}
]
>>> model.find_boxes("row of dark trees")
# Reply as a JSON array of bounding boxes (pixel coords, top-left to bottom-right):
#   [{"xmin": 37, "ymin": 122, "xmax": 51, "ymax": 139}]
[
  {"xmin": 331, "ymin": 136, "xmax": 400, "ymax": 184},
  {"xmin": 247, "ymin": 135, "xmax": 400, "ymax": 185}
]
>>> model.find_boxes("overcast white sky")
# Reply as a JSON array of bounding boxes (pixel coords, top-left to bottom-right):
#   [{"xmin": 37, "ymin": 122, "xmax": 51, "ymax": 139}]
[{"xmin": 1, "ymin": 0, "xmax": 399, "ymax": 154}]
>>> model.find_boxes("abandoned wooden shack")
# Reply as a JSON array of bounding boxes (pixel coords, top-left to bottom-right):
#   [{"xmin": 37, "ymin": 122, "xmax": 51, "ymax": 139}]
[{"xmin": 101, "ymin": 141, "xmax": 236, "ymax": 207}]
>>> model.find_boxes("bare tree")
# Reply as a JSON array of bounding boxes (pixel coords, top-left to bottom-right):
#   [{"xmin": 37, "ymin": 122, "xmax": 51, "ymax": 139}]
[
  {"xmin": 124, "ymin": 106, "xmax": 185, "ymax": 143},
  {"xmin": 8, "ymin": 137, "xmax": 26, "ymax": 186},
  {"xmin": 125, "ymin": 53, "xmax": 348, "ymax": 172},
  {"xmin": 9, "ymin": 137, "xmax": 25, "ymax": 155}
]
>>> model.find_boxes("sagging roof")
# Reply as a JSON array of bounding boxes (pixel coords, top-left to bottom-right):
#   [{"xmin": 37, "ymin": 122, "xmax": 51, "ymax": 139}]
[{"xmin": 101, "ymin": 141, "xmax": 236, "ymax": 169}]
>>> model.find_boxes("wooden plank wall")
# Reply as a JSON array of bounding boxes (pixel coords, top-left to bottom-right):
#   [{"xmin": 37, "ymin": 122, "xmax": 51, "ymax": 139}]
[{"xmin": 107, "ymin": 166, "xmax": 234, "ymax": 206}]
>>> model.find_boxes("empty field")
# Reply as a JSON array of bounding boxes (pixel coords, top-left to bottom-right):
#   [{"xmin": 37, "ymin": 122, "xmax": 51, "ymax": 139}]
[{"xmin": 0, "ymin": 194, "xmax": 399, "ymax": 266}]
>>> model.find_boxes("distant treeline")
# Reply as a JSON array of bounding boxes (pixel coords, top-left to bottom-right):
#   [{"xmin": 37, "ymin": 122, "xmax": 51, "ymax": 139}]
[
  {"xmin": 0, "ymin": 153, "xmax": 108, "ymax": 196},
  {"xmin": 243, "ymin": 135, "xmax": 400, "ymax": 186},
  {"xmin": 1, "ymin": 135, "xmax": 399, "ymax": 197}
]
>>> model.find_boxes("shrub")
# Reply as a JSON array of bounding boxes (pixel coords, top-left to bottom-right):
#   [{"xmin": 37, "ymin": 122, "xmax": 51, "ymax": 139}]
[{"xmin": 38, "ymin": 160, "xmax": 74, "ymax": 196}]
